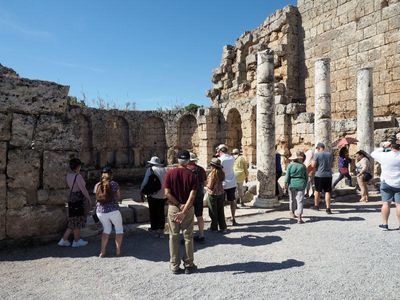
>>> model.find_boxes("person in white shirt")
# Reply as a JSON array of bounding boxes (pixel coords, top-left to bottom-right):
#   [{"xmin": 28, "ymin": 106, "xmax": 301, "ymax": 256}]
[
  {"xmin": 371, "ymin": 143, "xmax": 400, "ymax": 230},
  {"xmin": 216, "ymin": 144, "xmax": 238, "ymax": 226}
]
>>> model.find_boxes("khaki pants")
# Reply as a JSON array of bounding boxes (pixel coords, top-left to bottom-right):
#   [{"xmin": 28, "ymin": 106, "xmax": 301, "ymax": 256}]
[
  {"xmin": 236, "ymin": 181, "xmax": 244, "ymax": 204},
  {"xmin": 168, "ymin": 205, "xmax": 194, "ymax": 270}
]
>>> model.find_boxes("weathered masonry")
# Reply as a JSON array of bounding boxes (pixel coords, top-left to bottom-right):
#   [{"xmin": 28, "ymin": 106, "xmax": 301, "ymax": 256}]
[{"xmin": 1, "ymin": 0, "xmax": 399, "ymax": 242}]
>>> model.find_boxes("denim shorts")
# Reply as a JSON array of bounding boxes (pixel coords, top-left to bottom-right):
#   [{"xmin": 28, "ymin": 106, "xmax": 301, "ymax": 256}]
[{"xmin": 380, "ymin": 182, "xmax": 400, "ymax": 203}]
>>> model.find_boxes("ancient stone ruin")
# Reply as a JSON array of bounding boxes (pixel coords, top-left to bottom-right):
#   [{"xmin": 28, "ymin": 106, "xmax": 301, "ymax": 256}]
[{"xmin": 0, "ymin": 0, "xmax": 399, "ymax": 242}]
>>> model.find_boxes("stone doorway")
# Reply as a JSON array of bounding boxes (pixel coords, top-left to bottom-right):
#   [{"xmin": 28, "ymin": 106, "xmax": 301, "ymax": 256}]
[
  {"xmin": 106, "ymin": 116, "xmax": 130, "ymax": 167},
  {"xmin": 226, "ymin": 108, "xmax": 243, "ymax": 152}
]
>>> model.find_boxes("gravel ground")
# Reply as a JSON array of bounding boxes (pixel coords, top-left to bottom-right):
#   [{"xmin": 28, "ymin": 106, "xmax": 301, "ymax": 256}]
[{"xmin": 1, "ymin": 200, "xmax": 400, "ymax": 300}]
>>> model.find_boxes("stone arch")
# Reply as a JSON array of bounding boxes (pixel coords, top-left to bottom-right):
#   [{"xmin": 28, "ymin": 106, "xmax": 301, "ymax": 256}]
[
  {"xmin": 141, "ymin": 116, "xmax": 167, "ymax": 165},
  {"xmin": 178, "ymin": 114, "xmax": 199, "ymax": 154},
  {"xmin": 74, "ymin": 114, "xmax": 93, "ymax": 166},
  {"xmin": 106, "ymin": 116, "xmax": 129, "ymax": 167},
  {"xmin": 226, "ymin": 108, "xmax": 243, "ymax": 151}
]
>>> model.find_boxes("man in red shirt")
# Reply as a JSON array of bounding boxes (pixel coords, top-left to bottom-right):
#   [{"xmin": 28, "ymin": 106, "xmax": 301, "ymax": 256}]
[{"xmin": 164, "ymin": 150, "xmax": 198, "ymax": 274}]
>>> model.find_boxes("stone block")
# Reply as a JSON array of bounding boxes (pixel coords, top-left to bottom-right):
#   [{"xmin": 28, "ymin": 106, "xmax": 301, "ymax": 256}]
[
  {"xmin": 7, "ymin": 150, "xmax": 40, "ymax": 189},
  {"xmin": 0, "ymin": 174, "xmax": 5, "ymax": 210},
  {"xmin": 0, "ymin": 142, "xmax": 6, "ymax": 173},
  {"xmin": 128, "ymin": 203, "xmax": 150, "ymax": 223},
  {"xmin": 332, "ymin": 119, "xmax": 357, "ymax": 133},
  {"xmin": 0, "ymin": 112, "xmax": 11, "ymax": 141},
  {"xmin": 43, "ymin": 151, "xmax": 78, "ymax": 189},
  {"xmin": 0, "ymin": 210, "xmax": 5, "ymax": 240},
  {"xmin": 119, "ymin": 206, "xmax": 135, "ymax": 224},
  {"xmin": 37, "ymin": 189, "xmax": 68, "ymax": 206},
  {"xmin": 374, "ymin": 116, "xmax": 398, "ymax": 129},
  {"xmin": 34, "ymin": 115, "xmax": 79, "ymax": 151},
  {"xmin": 274, "ymin": 95, "xmax": 289, "ymax": 105},
  {"xmin": 286, "ymin": 103, "xmax": 306, "ymax": 115},
  {"xmin": 10, "ymin": 113, "xmax": 35, "ymax": 148},
  {"xmin": 246, "ymin": 182, "xmax": 257, "ymax": 195},
  {"xmin": 292, "ymin": 112, "xmax": 314, "ymax": 124},
  {"xmin": 275, "ymin": 104, "xmax": 286, "ymax": 115},
  {"xmin": 7, "ymin": 188, "xmax": 37, "ymax": 209},
  {"xmin": 374, "ymin": 127, "xmax": 399, "ymax": 146},
  {"xmin": 0, "ymin": 76, "xmax": 69, "ymax": 115},
  {"xmin": 6, "ymin": 206, "xmax": 67, "ymax": 239}
]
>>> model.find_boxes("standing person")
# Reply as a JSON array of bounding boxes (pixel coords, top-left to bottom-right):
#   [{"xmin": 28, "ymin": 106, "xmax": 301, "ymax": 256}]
[
  {"xmin": 285, "ymin": 151, "xmax": 308, "ymax": 224},
  {"xmin": 140, "ymin": 156, "xmax": 167, "ymax": 238},
  {"xmin": 371, "ymin": 143, "xmax": 400, "ymax": 230},
  {"xmin": 216, "ymin": 144, "xmax": 238, "ymax": 226},
  {"xmin": 205, "ymin": 158, "xmax": 227, "ymax": 232},
  {"xmin": 187, "ymin": 152, "xmax": 207, "ymax": 243},
  {"xmin": 275, "ymin": 151, "xmax": 283, "ymax": 198},
  {"xmin": 311, "ymin": 142, "xmax": 334, "ymax": 214},
  {"xmin": 58, "ymin": 158, "xmax": 91, "ymax": 248},
  {"xmin": 355, "ymin": 150, "xmax": 372, "ymax": 203},
  {"xmin": 232, "ymin": 148, "xmax": 249, "ymax": 207},
  {"xmin": 164, "ymin": 150, "xmax": 198, "ymax": 274},
  {"xmin": 332, "ymin": 147, "xmax": 353, "ymax": 188},
  {"xmin": 94, "ymin": 167, "xmax": 123, "ymax": 257},
  {"xmin": 304, "ymin": 145, "xmax": 315, "ymax": 198}
]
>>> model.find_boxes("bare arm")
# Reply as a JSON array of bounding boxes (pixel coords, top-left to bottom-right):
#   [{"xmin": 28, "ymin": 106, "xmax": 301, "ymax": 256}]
[
  {"xmin": 165, "ymin": 188, "xmax": 180, "ymax": 207},
  {"xmin": 76, "ymin": 174, "xmax": 91, "ymax": 201},
  {"xmin": 173, "ymin": 189, "xmax": 197, "ymax": 224}
]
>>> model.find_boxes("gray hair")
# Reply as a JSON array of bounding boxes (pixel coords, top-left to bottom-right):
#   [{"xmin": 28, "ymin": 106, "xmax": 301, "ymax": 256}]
[{"xmin": 178, "ymin": 158, "xmax": 190, "ymax": 166}]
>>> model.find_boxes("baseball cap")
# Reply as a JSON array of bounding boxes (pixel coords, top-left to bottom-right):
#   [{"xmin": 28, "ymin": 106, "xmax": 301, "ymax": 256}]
[{"xmin": 178, "ymin": 150, "xmax": 190, "ymax": 160}]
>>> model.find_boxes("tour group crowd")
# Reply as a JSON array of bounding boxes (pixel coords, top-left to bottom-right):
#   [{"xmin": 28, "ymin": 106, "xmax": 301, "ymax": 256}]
[{"xmin": 58, "ymin": 133, "xmax": 400, "ymax": 274}]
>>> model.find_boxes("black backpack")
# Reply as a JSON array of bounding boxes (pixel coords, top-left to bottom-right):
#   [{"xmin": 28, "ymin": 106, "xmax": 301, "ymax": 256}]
[{"xmin": 141, "ymin": 167, "xmax": 162, "ymax": 195}]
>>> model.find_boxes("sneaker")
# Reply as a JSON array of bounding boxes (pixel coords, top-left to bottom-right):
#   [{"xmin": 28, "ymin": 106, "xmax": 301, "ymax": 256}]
[
  {"xmin": 71, "ymin": 239, "xmax": 88, "ymax": 248},
  {"xmin": 297, "ymin": 219, "xmax": 305, "ymax": 224},
  {"xmin": 193, "ymin": 236, "xmax": 205, "ymax": 243},
  {"xmin": 172, "ymin": 267, "xmax": 183, "ymax": 275},
  {"xmin": 379, "ymin": 224, "xmax": 389, "ymax": 231},
  {"xmin": 240, "ymin": 203, "xmax": 246, "ymax": 208},
  {"xmin": 311, "ymin": 205, "xmax": 319, "ymax": 211},
  {"xmin": 184, "ymin": 264, "xmax": 198, "ymax": 274},
  {"xmin": 232, "ymin": 220, "xmax": 239, "ymax": 226},
  {"xmin": 57, "ymin": 238, "xmax": 71, "ymax": 247},
  {"xmin": 326, "ymin": 208, "xmax": 332, "ymax": 215}
]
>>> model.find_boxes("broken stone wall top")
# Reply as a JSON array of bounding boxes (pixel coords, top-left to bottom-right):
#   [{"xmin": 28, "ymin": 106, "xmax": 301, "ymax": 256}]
[{"xmin": 0, "ymin": 65, "xmax": 69, "ymax": 115}]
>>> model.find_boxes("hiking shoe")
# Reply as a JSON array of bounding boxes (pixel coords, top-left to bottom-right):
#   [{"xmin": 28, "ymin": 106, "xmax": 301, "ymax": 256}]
[
  {"xmin": 326, "ymin": 208, "xmax": 332, "ymax": 215},
  {"xmin": 71, "ymin": 239, "xmax": 88, "ymax": 248},
  {"xmin": 232, "ymin": 220, "xmax": 239, "ymax": 226},
  {"xmin": 172, "ymin": 267, "xmax": 183, "ymax": 275},
  {"xmin": 379, "ymin": 224, "xmax": 389, "ymax": 231},
  {"xmin": 311, "ymin": 205, "xmax": 319, "ymax": 211},
  {"xmin": 193, "ymin": 236, "xmax": 205, "ymax": 243},
  {"xmin": 185, "ymin": 265, "xmax": 198, "ymax": 274},
  {"xmin": 57, "ymin": 238, "xmax": 71, "ymax": 247}
]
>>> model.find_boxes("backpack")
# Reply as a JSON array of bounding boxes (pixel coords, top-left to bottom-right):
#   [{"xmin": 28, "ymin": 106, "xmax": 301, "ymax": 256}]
[
  {"xmin": 96, "ymin": 180, "xmax": 113, "ymax": 203},
  {"xmin": 141, "ymin": 167, "xmax": 161, "ymax": 195}
]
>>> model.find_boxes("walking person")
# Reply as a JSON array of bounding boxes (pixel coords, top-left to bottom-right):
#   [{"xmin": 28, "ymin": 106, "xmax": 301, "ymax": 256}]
[
  {"xmin": 187, "ymin": 152, "xmax": 207, "ymax": 243},
  {"xmin": 332, "ymin": 147, "xmax": 353, "ymax": 188},
  {"xmin": 95, "ymin": 167, "xmax": 124, "ymax": 257},
  {"xmin": 216, "ymin": 144, "xmax": 238, "ymax": 226},
  {"xmin": 371, "ymin": 143, "xmax": 400, "ymax": 230},
  {"xmin": 140, "ymin": 156, "xmax": 167, "ymax": 238},
  {"xmin": 285, "ymin": 151, "xmax": 308, "ymax": 223},
  {"xmin": 232, "ymin": 148, "xmax": 249, "ymax": 207},
  {"xmin": 311, "ymin": 142, "xmax": 334, "ymax": 214},
  {"xmin": 276, "ymin": 151, "xmax": 283, "ymax": 198},
  {"xmin": 164, "ymin": 150, "xmax": 198, "ymax": 274},
  {"xmin": 205, "ymin": 158, "xmax": 227, "ymax": 232},
  {"xmin": 304, "ymin": 145, "xmax": 315, "ymax": 198},
  {"xmin": 355, "ymin": 150, "xmax": 372, "ymax": 203},
  {"xmin": 58, "ymin": 158, "xmax": 91, "ymax": 248}
]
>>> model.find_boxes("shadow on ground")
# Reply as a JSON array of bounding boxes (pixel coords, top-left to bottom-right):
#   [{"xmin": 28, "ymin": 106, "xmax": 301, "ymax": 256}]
[{"xmin": 198, "ymin": 259, "xmax": 305, "ymax": 274}]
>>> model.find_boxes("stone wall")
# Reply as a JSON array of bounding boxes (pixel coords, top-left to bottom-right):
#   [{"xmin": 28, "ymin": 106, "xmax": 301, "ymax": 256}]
[{"xmin": 298, "ymin": 0, "xmax": 400, "ymax": 119}]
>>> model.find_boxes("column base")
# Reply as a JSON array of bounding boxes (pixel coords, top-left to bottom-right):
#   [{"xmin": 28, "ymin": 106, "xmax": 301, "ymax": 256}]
[{"xmin": 252, "ymin": 195, "xmax": 280, "ymax": 208}]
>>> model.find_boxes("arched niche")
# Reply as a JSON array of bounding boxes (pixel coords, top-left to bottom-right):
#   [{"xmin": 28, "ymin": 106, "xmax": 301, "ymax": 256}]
[
  {"xmin": 141, "ymin": 116, "xmax": 167, "ymax": 165},
  {"xmin": 177, "ymin": 114, "xmax": 199, "ymax": 154},
  {"xmin": 226, "ymin": 108, "xmax": 243, "ymax": 151},
  {"xmin": 106, "ymin": 116, "xmax": 129, "ymax": 167}
]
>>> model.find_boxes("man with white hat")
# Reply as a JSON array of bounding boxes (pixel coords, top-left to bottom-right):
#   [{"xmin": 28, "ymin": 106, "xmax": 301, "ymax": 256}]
[
  {"xmin": 216, "ymin": 144, "xmax": 238, "ymax": 226},
  {"xmin": 232, "ymin": 148, "xmax": 249, "ymax": 207}
]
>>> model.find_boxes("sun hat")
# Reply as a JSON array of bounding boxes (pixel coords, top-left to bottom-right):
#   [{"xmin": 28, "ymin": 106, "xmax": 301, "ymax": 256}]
[
  {"xmin": 216, "ymin": 144, "xmax": 228, "ymax": 152},
  {"xmin": 210, "ymin": 157, "xmax": 223, "ymax": 168},
  {"xmin": 189, "ymin": 152, "xmax": 198, "ymax": 162},
  {"xmin": 147, "ymin": 156, "xmax": 163, "ymax": 166},
  {"xmin": 289, "ymin": 151, "xmax": 303, "ymax": 160},
  {"xmin": 232, "ymin": 148, "xmax": 240, "ymax": 155}
]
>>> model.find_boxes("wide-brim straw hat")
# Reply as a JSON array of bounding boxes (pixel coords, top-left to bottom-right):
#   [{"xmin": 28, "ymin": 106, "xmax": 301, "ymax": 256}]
[
  {"xmin": 232, "ymin": 148, "xmax": 240, "ymax": 155},
  {"xmin": 289, "ymin": 151, "xmax": 303, "ymax": 161},
  {"xmin": 147, "ymin": 156, "xmax": 163, "ymax": 166},
  {"xmin": 215, "ymin": 144, "xmax": 228, "ymax": 152},
  {"xmin": 210, "ymin": 157, "xmax": 223, "ymax": 168}
]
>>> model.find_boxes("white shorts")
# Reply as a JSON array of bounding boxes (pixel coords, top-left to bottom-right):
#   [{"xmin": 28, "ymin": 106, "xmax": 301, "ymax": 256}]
[{"xmin": 97, "ymin": 210, "xmax": 124, "ymax": 234}]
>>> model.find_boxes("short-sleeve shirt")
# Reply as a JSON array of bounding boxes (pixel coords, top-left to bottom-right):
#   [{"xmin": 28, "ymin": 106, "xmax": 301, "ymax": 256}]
[
  {"xmin": 314, "ymin": 152, "xmax": 333, "ymax": 177},
  {"xmin": 219, "ymin": 154, "xmax": 237, "ymax": 189},
  {"xmin": 187, "ymin": 164, "xmax": 207, "ymax": 188},
  {"xmin": 163, "ymin": 167, "xmax": 198, "ymax": 204},
  {"xmin": 94, "ymin": 181, "xmax": 120, "ymax": 213}
]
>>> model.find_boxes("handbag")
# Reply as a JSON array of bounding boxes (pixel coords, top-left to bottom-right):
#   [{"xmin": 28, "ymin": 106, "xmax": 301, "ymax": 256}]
[
  {"xmin": 68, "ymin": 174, "xmax": 85, "ymax": 217},
  {"xmin": 363, "ymin": 172, "xmax": 373, "ymax": 182}
]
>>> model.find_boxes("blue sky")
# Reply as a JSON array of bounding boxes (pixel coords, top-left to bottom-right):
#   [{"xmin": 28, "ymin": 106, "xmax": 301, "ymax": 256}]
[{"xmin": 0, "ymin": 0, "xmax": 297, "ymax": 110}]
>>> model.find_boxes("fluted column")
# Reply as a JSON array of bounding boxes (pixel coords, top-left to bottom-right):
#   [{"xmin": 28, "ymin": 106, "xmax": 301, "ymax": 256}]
[
  {"xmin": 314, "ymin": 58, "xmax": 332, "ymax": 151},
  {"xmin": 253, "ymin": 49, "xmax": 280, "ymax": 208},
  {"xmin": 357, "ymin": 68, "xmax": 374, "ymax": 154}
]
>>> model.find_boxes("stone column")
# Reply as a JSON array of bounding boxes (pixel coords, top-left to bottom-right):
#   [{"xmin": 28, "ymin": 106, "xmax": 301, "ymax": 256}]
[
  {"xmin": 357, "ymin": 68, "xmax": 374, "ymax": 154},
  {"xmin": 314, "ymin": 58, "xmax": 332, "ymax": 151},
  {"xmin": 253, "ymin": 49, "xmax": 280, "ymax": 208}
]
